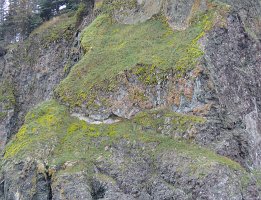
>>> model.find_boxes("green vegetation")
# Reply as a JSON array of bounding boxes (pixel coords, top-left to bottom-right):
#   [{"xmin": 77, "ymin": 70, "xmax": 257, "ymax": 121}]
[
  {"xmin": 10, "ymin": 12, "xmax": 77, "ymax": 67},
  {"xmin": 0, "ymin": 0, "xmax": 85, "ymax": 44},
  {"xmin": 75, "ymin": 3, "xmax": 88, "ymax": 26},
  {"xmin": 132, "ymin": 64, "xmax": 161, "ymax": 85},
  {"xmin": 30, "ymin": 12, "xmax": 76, "ymax": 44},
  {"xmin": 2, "ymin": 0, "xmax": 245, "ymax": 183},
  {"xmin": 95, "ymin": 0, "xmax": 104, "ymax": 10},
  {"xmin": 0, "ymin": 112, "xmax": 7, "ymax": 120},
  {"xmin": 133, "ymin": 108, "xmax": 206, "ymax": 134},
  {"xmin": 240, "ymin": 170, "xmax": 261, "ymax": 191},
  {"xmin": 0, "ymin": 80, "xmax": 15, "ymax": 111},
  {"xmin": 4, "ymin": 100, "xmax": 243, "ymax": 174},
  {"xmin": 55, "ymin": 9, "xmax": 215, "ymax": 107},
  {"xmin": 101, "ymin": 0, "xmax": 137, "ymax": 15},
  {"xmin": 155, "ymin": 137, "xmax": 243, "ymax": 172}
]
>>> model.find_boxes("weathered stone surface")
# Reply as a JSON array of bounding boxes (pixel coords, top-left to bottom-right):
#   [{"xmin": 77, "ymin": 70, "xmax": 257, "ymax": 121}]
[
  {"xmin": 52, "ymin": 173, "xmax": 92, "ymax": 200},
  {"xmin": 163, "ymin": 0, "xmax": 206, "ymax": 30},
  {"xmin": 0, "ymin": 41, "xmax": 73, "ymax": 152},
  {"xmin": 0, "ymin": 4, "xmax": 95, "ymax": 152},
  {"xmin": 202, "ymin": 13, "xmax": 261, "ymax": 169},
  {"xmin": 2, "ymin": 139, "xmax": 260, "ymax": 200},
  {"xmin": 110, "ymin": 0, "xmax": 202, "ymax": 29},
  {"xmin": 70, "ymin": 66, "xmax": 212, "ymax": 121},
  {"xmin": 220, "ymin": 0, "xmax": 261, "ymax": 39},
  {"xmin": 2, "ymin": 160, "xmax": 49, "ymax": 200},
  {"xmin": 113, "ymin": 0, "xmax": 162, "ymax": 24},
  {"xmin": 1, "ymin": 0, "xmax": 261, "ymax": 199},
  {"xmin": 110, "ymin": 0, "xmax": 261, "ymax": 34}
]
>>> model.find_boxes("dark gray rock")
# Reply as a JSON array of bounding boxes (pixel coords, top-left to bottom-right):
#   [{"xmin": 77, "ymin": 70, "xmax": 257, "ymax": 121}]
[
  {"xmin": 202, "ymin": 12, "xmax": 261, "ymax": 169},
  {"xmin": 52, "ymin": 172, "xmax": 92, "ymax": 200}
]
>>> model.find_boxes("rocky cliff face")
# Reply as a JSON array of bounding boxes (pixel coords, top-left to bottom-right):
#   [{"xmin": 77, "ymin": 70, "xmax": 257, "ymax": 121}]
[{"xmin": 1, "ymin": 0, "xmax": 261, "ymax": 199}]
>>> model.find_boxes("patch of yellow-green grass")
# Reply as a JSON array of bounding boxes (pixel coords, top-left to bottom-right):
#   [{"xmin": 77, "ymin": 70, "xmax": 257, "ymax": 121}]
[
  {"xmin": 30, "ymin": 12, "xmax": 76, "ymax": 44},
  {"xmin": 154, "ymin": 137, "xmax": 244, "ymax": 172},
  {"xmin": 4, "ymin": 100, "xmax": 69, "ymax": 159},
  {"xmin": 55, "ymin": 8, "xmax": 215, "ymax": 107},
  {"xmin": 0, "ymin": 112, "xmax": 7, "ymax": 120},
  {"xmin": 0, "ymin": 80, "xmax": 15, "ymax": 110},
  {"xmin": 95, "ymin": 0, "xmax": 104, "ymax": 10},
  {"xmin": 101, "ymin": 0, "xmax": 137, "ymax": 14},
  {"xmin": 4, "ymin": 100, "xmax": 243, "ymax": 175},
  {"xmin": 133, "ymin": 108, "xmax": 206, "ymax": 134},
  {"xmin": 240, "ymin": 169, "xmax": 261, "ymax": 191}
]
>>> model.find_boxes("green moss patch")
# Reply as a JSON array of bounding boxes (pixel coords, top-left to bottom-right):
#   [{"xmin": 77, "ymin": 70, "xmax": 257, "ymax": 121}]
[
  {"xmin": 101, "ymin": 0, "xmax": 137, "ymax": 14},
  {"xmin": 133, "ymin": 109, "xmax": 206, "ymax": 134},
  {"xmin": 4, "ymin": 101, "xmax": 243, "ymax": 174},
  {"xmin": 30, "ymin": 12, "xmax": 76, "ymax": 44},
  {"xmin": 0, "ymin": 81, "xmax": 15, "ymax": 111},
  {"xmin": 155, "ymin": 137, "xmax": 243, "ymax": 172},
  {"xmin": 7, "ymin": 12, "xmax": 77, "ymax": 68},
  {"xmin": 55, "ymin": 8, "xmax": 215, "ymax": 107}
]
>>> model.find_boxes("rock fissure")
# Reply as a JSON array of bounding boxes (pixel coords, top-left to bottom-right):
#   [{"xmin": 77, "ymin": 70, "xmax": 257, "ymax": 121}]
[
  {"xmin": 45, "ymin": 165, "xmax": 53, "ymax": 200},
  {"xmin": 71, "ymin": 113, "xmax": 122, "ymax": 124}
]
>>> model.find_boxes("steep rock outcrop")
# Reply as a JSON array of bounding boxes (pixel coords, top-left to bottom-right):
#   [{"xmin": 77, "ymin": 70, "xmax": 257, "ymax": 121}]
[
  {"xmin": 0, "ymin": 14, "xmax": 76, "ymax": 150},
  {"xmin": 0, "ymin": 81, "xmax": 15, "ymax": 152},
  {"xmin": 106, "ymin": 0, "xmax": 261, "ymax": 36},
  {"xmin": 202, "ymin": 13, "xmax": 261, "ymax": 169},
  {"xmin": 1, "ymin": 0, "xmax": 261, "ymax": 199},
  {"xmin": 0, "ymin": 1, "xmax": 95, "ymax": 152},
  {"xmin": 54, "ymin": 0, "xmax": 261, "ymax": 169}
]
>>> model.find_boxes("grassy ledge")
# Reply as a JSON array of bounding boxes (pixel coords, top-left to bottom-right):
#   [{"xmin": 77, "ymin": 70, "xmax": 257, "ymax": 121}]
[
  {"xmin": 55, "ymin": 7, "xmax": 217, "ymax": 107},
  {"xmin": 4, "ymin": 100, "xmax": 243, "ymax": 174}
]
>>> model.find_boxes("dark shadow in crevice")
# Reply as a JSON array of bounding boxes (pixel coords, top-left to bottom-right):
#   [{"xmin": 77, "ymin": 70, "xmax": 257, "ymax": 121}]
[{"xmin": 91, "ymin": 179, "xmax": 106, "ymax": 200}]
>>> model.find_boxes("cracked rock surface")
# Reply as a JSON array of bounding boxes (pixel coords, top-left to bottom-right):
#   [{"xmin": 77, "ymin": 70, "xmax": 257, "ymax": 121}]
[{"xmin": 1, "ymin": 0, "xmax": 261, "ymax": 199}]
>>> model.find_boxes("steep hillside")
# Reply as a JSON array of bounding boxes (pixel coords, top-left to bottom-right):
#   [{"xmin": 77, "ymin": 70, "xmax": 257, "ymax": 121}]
[{"xmin": 1, "ymin": 0, "xmax": 261, "ymax": 199}]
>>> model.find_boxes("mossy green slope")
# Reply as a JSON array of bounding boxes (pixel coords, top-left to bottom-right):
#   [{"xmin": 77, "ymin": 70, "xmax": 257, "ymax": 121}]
[
  {"xmin": 4, "ymin": 100, "xmax": 243, "ymax": 173},
  {"xmin": 30, "ymin": 12, "xmax": 76, "ymax": 44},
  {"xmin": 55, "ymin": 9, "xmax": 214, "ymax": 107},
  {"xmin": 6, "ymin": 12, "xmax": 77, "ymax": 69},
  {"xmin": 0, "ymin": 81, "xmax": 15, "ymax": 108},
  {"xmin": 0, "ymin": 81, "xmax": 15, "ymax": 119}
]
